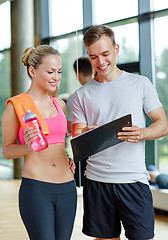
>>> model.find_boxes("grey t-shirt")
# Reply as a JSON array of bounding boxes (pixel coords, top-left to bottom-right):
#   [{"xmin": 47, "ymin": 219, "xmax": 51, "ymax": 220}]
[{"xmin": 72, "ymin": 71, "xmax": 162, "ymax": 184}]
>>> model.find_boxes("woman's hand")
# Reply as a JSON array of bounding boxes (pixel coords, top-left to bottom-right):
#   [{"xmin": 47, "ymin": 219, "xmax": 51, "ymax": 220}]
[
  {"xmin": 67, "ymin": 153, "xmax": 76, "ymax": 174},
  {"xmin": 24, "ymin": 127, "xmax": 39, "ymax": 149}
]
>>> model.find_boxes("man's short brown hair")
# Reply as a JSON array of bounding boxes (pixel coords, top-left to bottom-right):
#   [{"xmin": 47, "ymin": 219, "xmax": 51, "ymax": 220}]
[{"xmin": 83, "ymin": 25, "xmax": 116, "ymax": 47}]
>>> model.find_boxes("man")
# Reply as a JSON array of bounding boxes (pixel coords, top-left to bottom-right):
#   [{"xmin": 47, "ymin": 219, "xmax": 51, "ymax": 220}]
[
  {"xmin": 66, "ymin": 56, "xmax": 93, "ymax": 134},
  {"xmin": 72, "ymin": 25, "xmax": 168, "ymax": 240}
]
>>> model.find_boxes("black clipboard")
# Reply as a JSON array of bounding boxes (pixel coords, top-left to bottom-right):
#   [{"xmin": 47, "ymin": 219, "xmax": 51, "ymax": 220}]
[{"xmin": 71, "ymin": 114, "xmax": 132, "ymax": 162}]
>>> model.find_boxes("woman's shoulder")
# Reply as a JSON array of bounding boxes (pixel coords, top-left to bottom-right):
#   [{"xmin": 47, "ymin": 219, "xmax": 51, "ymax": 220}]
[
  {"xmin": 51, "ymin": 97, "xmax": 66, "ymax": 114},
  {"xmin": 56, "ymin": 97, "xmax": 65, "ymax": 107},
  {"xmin": 6, "ymin": 93, "xmax": 26, "ymax": 104},
  {"xmin": 2, "ymin": 100, "xmax": 19, "ymax": 124}
]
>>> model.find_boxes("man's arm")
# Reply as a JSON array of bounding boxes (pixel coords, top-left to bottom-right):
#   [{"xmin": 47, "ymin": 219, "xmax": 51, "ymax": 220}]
[
  {"xmin": 67, "ymin": 120, "xmax": 73, "ymax": 135},
  {"xmin": 73, "ymin": 123, "xmax": 87, "ymax": 137},
  {"xmin": 66, "ymin": 94, "xmax": 74, "ymax": 134},
  {"xmin": 141, "ymin": 107, "xmax": 168, "ymax": 140},
  {"xmin": 118, "ymin": 107, "xmax": 168, "ymax": 143}
]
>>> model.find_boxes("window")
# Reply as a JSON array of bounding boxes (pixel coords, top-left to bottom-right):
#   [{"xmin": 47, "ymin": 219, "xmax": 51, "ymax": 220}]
[
  {"xmin": 0, "ymin": 1, "xmax": 11, "ymax": 50},
  {"xmin": 49, "ymin": 0, "xmax": 83, "ymax": 37},
  {"xmin": 93, "ymin": 0, "xmax": 138, "ymax": 25},
  {"xmin": 50, "ymin": 31, "xmax": 83, "ymax": 95},
  {"xmin": 49, "ymin": 0, "xmax": 84, "ymax": 96},
  {"xmin": 112, "ymin": 23, "xmax": 139, "ymax": 64},
  {"xmin": 153, "ymin": 0, "xmax": 168, "ymax": 11},
  {"xmin": 154, "ymin": 16, "xmax": 168, "ymax": 174},
  {"xmin": 0, "ymin": 2, "xmax": 11, "ymax": 167}
]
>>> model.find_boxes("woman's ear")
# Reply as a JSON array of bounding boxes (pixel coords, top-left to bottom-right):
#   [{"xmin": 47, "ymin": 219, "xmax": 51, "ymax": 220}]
[{"xmin": 28, "ymin": 66, "xmax": 35, "ymax": 78}]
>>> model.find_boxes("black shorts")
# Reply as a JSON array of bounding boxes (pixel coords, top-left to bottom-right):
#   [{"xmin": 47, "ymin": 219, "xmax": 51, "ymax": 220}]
[{"xmin": 82, "ymin": 178, "xmax": 154, "ymax": 240}]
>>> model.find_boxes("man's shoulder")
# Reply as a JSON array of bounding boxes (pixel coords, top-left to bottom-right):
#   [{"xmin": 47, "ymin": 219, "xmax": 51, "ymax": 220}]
[{"xmin": 124, "ymin": 71, "xmax": 150, "ymax": 83}]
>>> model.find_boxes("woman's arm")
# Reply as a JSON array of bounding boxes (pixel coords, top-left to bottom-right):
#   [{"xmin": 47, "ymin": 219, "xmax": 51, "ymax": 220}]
[{"xmin": 2, "ymin": 102, "xmax": 33, "ymax": 159}]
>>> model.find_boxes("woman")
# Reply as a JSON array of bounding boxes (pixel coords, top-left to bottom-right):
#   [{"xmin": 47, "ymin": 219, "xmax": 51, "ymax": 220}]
[{"xmin": 2, "ymin": 45, "xmax": 77, "ymax": 240}]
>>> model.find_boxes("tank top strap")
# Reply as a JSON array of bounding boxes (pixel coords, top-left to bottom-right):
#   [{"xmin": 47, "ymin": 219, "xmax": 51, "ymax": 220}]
[{"xmin": 50, "ymin": 97, "xmax": 63, "ymax": 114}]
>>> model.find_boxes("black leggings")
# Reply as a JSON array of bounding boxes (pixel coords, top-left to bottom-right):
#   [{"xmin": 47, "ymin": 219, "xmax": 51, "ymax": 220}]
[{"xmin": 19, "ymin": 177, "xmax": 77, "ymax": 240}]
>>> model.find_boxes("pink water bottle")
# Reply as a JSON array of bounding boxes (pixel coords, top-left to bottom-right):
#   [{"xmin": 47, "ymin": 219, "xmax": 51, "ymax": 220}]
[{"xmin": 24, "ymin": 110, "xmax": 48, "ymax": 152}]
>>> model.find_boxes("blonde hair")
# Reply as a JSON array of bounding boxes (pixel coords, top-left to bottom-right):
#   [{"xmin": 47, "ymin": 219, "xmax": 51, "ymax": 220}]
[{"xmin": 21, "ymin": 45, "xmax": 60, "ymax": 77}]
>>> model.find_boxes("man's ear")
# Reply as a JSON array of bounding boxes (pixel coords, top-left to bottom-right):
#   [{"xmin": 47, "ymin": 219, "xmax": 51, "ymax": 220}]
[
  {"xmin": 28, "ymin": 66, "xmax": 35, "ymax": 78},
  {"xmin": 78, "ymin": 72, "xmax": 81, "ymax": 80},
  {"xmin": 115, "ymin": 44, "xmax": 120, "ymax": 56}
]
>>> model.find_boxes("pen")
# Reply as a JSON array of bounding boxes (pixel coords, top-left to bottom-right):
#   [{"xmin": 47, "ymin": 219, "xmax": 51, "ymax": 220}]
[{"xmin": 76, "ymin": 127, "xmax": 85, "ymax": 129}]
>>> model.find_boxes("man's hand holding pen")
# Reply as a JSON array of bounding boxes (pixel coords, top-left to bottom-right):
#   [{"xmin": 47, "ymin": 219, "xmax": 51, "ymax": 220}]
[
  {"xmin": 77, "ymin": 125, "xmax": 98, "ymax": 134},
  {"xmin": 73, "ymin": 124, "xmax": 99, "ymax": 137}
]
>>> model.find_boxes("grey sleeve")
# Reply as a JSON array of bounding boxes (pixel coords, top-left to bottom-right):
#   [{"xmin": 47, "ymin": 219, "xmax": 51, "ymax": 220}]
[
  {"xmin": 143, "ymin": 77, "xmax": 162, "ymax": 114},
  {"xmin": 66, "ymin": 94, "xmax": 74, "ymax": 122},
  {"xmin": 72, "ymin": 91, "xmax": 87, "ymax": 125}
]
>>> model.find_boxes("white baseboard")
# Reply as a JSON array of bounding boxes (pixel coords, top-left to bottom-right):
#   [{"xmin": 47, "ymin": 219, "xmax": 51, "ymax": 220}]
[{"xmin": 150, "ymin": 186, "xmax": 168, "ymax": 212}]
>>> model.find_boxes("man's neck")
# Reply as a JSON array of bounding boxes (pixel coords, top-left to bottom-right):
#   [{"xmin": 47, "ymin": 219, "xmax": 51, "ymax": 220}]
[{"xmin": 95, "ymin": 68, "xmax": 122, "ymax": 83}]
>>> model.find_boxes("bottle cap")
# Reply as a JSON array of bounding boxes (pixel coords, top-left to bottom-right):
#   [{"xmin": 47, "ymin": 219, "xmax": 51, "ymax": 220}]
[{"xmin": 25, "ymin": 110, "xmax": 37, "ymax": 121}]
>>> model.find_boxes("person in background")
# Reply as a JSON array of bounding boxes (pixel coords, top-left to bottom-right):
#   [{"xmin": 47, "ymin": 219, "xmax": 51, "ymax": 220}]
[
  {"xmin": 72, "ymin": 25, "xmax": 168, "ymax": 240},
  {"xmin": 66, "ymin": 56, "xmax": 93, "ymax": 188},
  {"xmin": 66, "ymin": 56, "xmax": 93, "ymax": 134},
  {"xmin": 147, "ymin": 165, "xmax": 168, "ymax": 189},
  {"xmin": 2, "ymin": 45, "xmax": 77, "ymax": 240}
]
